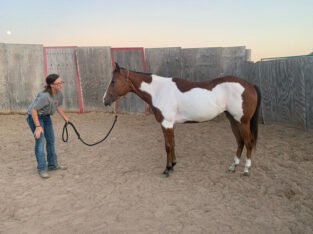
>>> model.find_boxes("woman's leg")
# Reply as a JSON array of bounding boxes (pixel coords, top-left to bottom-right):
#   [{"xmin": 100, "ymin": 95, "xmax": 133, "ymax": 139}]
[
  {"xmin": 43, "ymin": 116, "xmax": 59, "ymax": 170},
  {"xmin": 26, "ymin": 115, "xmax": 47, "ymax": 172}
]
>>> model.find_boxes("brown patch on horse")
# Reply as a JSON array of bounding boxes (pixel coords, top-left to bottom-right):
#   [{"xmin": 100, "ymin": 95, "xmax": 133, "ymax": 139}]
[
  {"xmin": 122, "ymin": 69, "xmax": 153, "ymax": 102},
  {"xmin": 173, "ymin": 76, "xmax": 254, "ymax": 93},
  {"xmin": 151, "ymin": 106, "xmax": 164, "ymax": 123},
  {"xmin": 172, "ymin": 78, "xmax": 212, "ymax": 92},
  {"xmin": 161, "ymin": 126, "xmax": 176, "ymax": 173},
  {"xmin": 121, "ymin": 69, "xmax": 152, "ymax": 87},
  {"xmin": 225, "ymin": 111, "xmax": 245, "ymax": 157},
  {"xmin": 241, "ymin": 86, "xmax": 258, "ymax": 124}
]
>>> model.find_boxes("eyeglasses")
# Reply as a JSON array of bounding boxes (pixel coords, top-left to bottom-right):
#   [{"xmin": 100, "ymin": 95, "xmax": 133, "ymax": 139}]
[{"xmin": 53, "ymin": 81, "xmax": 64, "ymax": 86}]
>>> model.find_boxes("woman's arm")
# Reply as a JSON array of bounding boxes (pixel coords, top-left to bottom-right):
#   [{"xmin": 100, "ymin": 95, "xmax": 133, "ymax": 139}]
[
  {"xmin": 31, "ymin": 107, "xmax": 43, "ymax": 139},
  {"xmin": 57, "ymin": 106, "xmax": 69, "ymax": 123}
]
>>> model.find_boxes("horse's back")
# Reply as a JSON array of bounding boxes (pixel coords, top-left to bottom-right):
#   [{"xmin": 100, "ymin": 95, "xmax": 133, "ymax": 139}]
[{"xmin": 172, "ymin": 76, "xmax": 257, "ymax": 123}]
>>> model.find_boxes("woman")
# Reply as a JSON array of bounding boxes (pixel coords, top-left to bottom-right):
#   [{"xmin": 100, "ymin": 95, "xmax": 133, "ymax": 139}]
[{"xmin": 26, "ymin": 74, "xmax": 69, "ymax": 178}]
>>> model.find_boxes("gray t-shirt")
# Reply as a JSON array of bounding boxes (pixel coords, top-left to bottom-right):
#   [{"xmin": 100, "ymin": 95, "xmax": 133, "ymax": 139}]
[{"xmin": 27, "ymin": 91, "xmax": 63, "ymax": 116}]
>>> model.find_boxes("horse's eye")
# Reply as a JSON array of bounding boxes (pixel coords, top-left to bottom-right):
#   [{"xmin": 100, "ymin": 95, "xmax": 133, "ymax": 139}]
[{"xmin": 111, "ymin": 80, "xmax": 115, "ymax": 85}]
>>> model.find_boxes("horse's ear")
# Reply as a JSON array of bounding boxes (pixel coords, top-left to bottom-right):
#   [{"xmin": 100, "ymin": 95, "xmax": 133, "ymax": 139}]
[{"xmin": 114, "ymin": 62, "xmax": 120, "ymax": 72}]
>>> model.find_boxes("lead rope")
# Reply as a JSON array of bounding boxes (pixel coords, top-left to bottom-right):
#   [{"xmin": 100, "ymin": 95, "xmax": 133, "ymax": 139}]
[{"xmin": 62, "ymin": 114, "xmax": 118, "ymax": 146}]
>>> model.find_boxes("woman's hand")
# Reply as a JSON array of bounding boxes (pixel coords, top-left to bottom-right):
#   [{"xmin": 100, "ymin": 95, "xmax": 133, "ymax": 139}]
[
  {"xmin": 64, "ymin": 116, "xmax": 70, "ymax": 123},
  {"xmin": 34, "ymin": 126, "xmax": 43, "ymax": 139},
  {"xmin": 57, "ymin": 106, "xmax": 69, "ymax": 123}
]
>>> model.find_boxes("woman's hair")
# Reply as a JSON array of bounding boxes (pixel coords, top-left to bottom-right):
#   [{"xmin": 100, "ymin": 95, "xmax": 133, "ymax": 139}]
[{"xmin": 44, "ymin": 74, "xmax": 60, "ymax": 95}]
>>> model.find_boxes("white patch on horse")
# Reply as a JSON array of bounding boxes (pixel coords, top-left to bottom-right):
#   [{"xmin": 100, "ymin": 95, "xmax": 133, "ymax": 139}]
[
  {"xmin": 161, "ymin": 119, "xmax": 174, "ymax": 129},
  {"xmin": 139, "ymin": 75, "xmax": 245, "ymax": 128},
  {"xmin": 245, "ymin": 158, "xmax": 251, "ymax": 168},
  {"xmin": 229, "ymin": 155, "xmax": 240, "ymax": 171},
  {"xmin": 234, "ymin": 155, "xmax": 240, "ymax": 165},
  {"xmin": 244, "ymin": 159, "xmax": 251, "ymax": 173}
]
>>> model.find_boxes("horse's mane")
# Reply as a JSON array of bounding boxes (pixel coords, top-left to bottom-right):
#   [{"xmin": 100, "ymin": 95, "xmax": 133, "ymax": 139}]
[{"xmin": 120, "ymin": 67, "xmax": 152, "ymax": 76}]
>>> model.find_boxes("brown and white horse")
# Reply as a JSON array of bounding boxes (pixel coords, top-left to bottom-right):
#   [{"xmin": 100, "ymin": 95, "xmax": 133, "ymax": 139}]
[{"xmin": 103, "ymin": 63, "xmax": 261, "ymax": 177}]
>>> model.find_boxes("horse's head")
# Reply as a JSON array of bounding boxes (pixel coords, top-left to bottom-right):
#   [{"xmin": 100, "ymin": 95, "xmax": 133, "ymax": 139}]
[{"xmin": 103, "ymin": 63, "xmax": 130, "ymax": 106}]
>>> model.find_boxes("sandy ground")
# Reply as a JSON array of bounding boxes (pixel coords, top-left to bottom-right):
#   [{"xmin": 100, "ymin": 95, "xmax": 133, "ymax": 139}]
[{"xmin": 0, "ymin": 112, "xmax": 313, "ymax": 234}]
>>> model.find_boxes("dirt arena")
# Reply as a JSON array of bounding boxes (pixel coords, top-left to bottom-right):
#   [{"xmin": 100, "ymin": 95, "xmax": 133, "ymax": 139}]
[{"xmin": 1, "ymin": 112, "xmax": 313, "ymax": 234}]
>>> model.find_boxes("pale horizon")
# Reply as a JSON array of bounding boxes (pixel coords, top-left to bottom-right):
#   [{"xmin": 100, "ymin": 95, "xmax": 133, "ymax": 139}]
[{"xmin": 1, "ymin": 0, "xmax": 312, "ymax": 62}]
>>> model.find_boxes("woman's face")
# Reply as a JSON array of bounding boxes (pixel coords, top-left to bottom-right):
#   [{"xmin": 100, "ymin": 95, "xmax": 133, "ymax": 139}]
[{"xmin": 51, "ymin": 77, "xmax": 63, "ymax": 91}]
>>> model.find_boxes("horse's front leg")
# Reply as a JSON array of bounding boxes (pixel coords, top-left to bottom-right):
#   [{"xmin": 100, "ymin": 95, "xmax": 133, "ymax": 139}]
[{"xmin": 161, "ymin": 126, "xmax": 176, "ymax": 177}]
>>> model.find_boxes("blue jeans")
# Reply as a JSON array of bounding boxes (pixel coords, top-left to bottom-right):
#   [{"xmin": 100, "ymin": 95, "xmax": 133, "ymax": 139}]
[{"xmin": 26, "ymin": 114, "xmax": 59, "ymax": 172}]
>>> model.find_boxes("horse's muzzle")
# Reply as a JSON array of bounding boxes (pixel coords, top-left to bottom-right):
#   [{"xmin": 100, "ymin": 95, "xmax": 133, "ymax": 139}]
[{"xmin": 104, "ymin": 96, "xmax": 113, "ymax": 106}]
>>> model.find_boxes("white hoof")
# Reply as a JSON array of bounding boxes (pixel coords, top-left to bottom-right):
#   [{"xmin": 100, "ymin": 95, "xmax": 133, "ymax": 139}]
[
  {"xmin": 242, "ymin": 159, "xmax": 251, "ymax": 176},
  {"xmin": 228, "ymin": 164, "xmax": 237, "ymax": 172},
  {"xmin": 242, "ymin": 171, "xmax": 249, "ymax": 177},
  {"xmin": 242, "ymin": 167, "xmax": 250, "ymax": 176}
]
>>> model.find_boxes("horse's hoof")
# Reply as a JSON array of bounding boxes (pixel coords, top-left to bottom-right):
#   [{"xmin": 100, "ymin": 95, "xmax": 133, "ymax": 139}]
[
  {"xmin": 227, "ymin": 167, "xmax": 236, "ymax": 173},
  {"xmin": 228, "ymin": 163, "xmax": 237, "ymax": 173},
  {"xmin": 241, "ymin": 172, "xmax": 249, "ymax": 177},
  {"xmin": 228, "ymin": 167, "xmax": 236, "ymax": 173},
  {"xmin": 162, "ymin": 172, "xmax": 169, "ymax": 178}
]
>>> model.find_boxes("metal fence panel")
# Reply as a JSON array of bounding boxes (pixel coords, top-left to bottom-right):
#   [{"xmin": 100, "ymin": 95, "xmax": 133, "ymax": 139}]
[
  {"xmin": 0, "ymin": 43, "xmax": 9, "ymax": 112},
  {"xmin": 304, "ymin": 57, "xmax": 313, "ymax": 130},
  {"xmin": 45, "ymin": 47, "xmax": 80, "ymax": 111},
  {"xmin": 6, "ymin": 44, "xmax": 44, "ymax": 112},
  {"xmin": 76, "ymin": 47, "xmax": 112, "ymax": 111},
  {"xmin": 145, "ymin": 47, "xmax": 182, "ymax": 78},
  {"xmin": 181, "ymin": 47, "xmax": 223, "ymax": 81},
  {"xmin": 1, "ymin": 43, "xmax": 312, "ymax": 131},
  {"xmin": 111, "ymin": 48, "xmax": 146, "ymax": 113},
  {"xmin": 259, "ymin": 58, "xmax": 306, "ymax": 129}
]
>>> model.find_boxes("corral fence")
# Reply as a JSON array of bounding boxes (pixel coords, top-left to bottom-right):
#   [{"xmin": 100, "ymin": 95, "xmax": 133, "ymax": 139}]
[{"xmin": 0, "ymin": 43, "xmax": 312, "ymax": 130}]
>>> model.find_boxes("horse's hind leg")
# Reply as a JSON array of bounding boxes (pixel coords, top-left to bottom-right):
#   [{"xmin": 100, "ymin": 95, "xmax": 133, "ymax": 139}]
[
  {"xmin": 161, "ymin": 126, "xmax": 176, "ymax": 177},
  {"xmin": 225, "ymin": 112, "xmax": 244, "ymax": 172},
  {"xmin": 171, "ymin": 134, "xmax": 177, "ymax": 169},
  {"xmin": 237, "ymin": 122, "xmax": 253, "ymax": 176}
]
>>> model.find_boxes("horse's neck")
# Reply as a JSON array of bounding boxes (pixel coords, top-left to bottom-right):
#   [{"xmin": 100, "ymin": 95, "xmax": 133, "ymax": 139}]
[{"xmin": 128, "ymin": 71, "xmax": 152, "ymax": 104}]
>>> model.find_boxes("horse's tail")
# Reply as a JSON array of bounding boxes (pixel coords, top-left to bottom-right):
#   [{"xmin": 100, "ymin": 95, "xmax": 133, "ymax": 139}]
[{"xmin": 250, "ymin": 85, "xmax": 261, "ymax": 149}]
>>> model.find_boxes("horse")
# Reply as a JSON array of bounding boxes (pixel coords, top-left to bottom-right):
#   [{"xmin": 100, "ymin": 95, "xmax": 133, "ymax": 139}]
[{"xmin": 103, "ymin": 63, "xmax": 261, "ymax": 177}]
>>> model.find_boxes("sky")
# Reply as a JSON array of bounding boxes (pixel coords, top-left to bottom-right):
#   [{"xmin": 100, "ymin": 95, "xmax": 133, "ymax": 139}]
[{"xmin": 1, "ymin": 0, "xmax": 312, "ymax": 62}]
